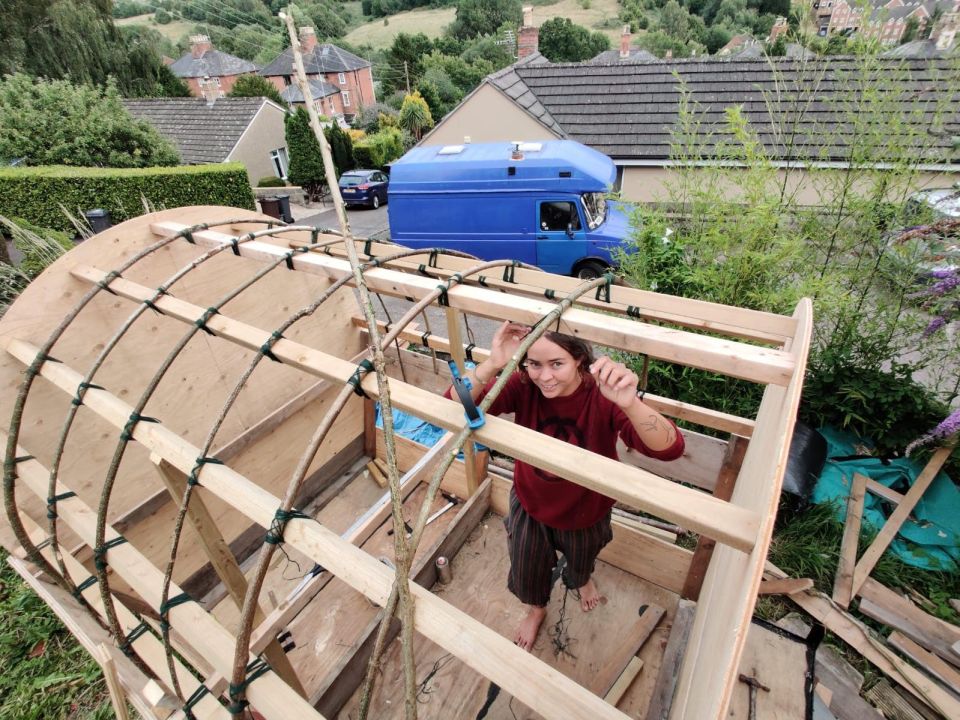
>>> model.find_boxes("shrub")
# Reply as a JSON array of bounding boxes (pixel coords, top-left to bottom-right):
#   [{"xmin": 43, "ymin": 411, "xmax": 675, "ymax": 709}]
[
  {"xmin": 257, "ymin": 176, "xmax": 287, "ymax": 188},
  {"xmin": 0, "ymin": 164, "xmax": 255, "ymax": 233},
  {"xmin": 353, "ymin": 128, "xmax": 404, "ymax": 169}
]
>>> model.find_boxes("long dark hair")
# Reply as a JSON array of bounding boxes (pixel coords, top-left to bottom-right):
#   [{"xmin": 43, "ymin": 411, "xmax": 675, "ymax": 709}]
[{"xmin": 520, "ymin": 331, "xmax": 595, "ymax": 380}]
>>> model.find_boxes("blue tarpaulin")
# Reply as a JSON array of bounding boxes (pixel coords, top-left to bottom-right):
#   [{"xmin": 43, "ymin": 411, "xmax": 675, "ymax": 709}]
[{"xmin": 811, "ymin": 426, "xmax": 960, "ymax": 571}]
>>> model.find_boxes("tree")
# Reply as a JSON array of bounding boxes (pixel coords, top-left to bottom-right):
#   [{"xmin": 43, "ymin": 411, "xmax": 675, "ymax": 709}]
[
  {"xmin": 703, "ymin": 25, "xmax": 732, "ymax": 54},
  {"xmin": 0, "ymin": 74, "xmax": 179, "ymax": 167},
  {"xmin": 285, "ymin": 107, "xmax": 328, "ymax": 201},
  {"xmin": 383, "ymin": 33, "xmax": 434, "ymax": 95},
  {"xmin": 900, "ymin": 16, "xmax": 919, "ymax": 44},
  {"xmin": 766, "ymin": 34, "xmax": 787, "ymax": 56},
  {"xmin": 660, "ymin": 0, "xmax": 693, "ymax": 41},
  {"xmin": 229, "ymin": 75, "xmax": 286, "ymax": 106},
  {"xmin": 450, "ymin": 0, "xmax": 522, "ymax": 40},
  {"xmin": 398, "ymin": 91, "xmax": 434, "ymax": 141},
  {"xmin": 156, "ymin": 64, "xmax": 192, "ymax": 97},
  {"xmin": 538, "ymin": 17, "xmax": 610, "ymax": 62},
  {"xmin": 325, "ymin": 123, "xmax": 355, "ymax": 176}
]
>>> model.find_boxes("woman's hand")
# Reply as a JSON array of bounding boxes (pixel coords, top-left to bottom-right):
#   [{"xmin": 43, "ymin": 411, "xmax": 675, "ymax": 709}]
[
  {"xmin": 488, "ymin": 321, "xmax": 529, "ymax": 371},
  {"xmin": 589, "ymin": 356, "xmax": 639, "ymax": 409}
]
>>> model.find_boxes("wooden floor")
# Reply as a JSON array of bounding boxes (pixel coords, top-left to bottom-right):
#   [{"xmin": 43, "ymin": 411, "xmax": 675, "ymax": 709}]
[{"xmin": 337, "ymin": 516, "xmax": 680, "ymax": 720}]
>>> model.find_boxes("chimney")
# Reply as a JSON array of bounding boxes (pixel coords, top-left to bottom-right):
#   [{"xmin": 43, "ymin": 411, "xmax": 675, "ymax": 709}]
[
  {"xmin": 767, "ymin": 16, "xmax": 789, "ymax": 43},
  {"xmin": 518, "ymin": 6, "xmax": 539, "ymax": 59},
  {"xmin": 620, "ymin": 25, "xmax": 632, "ymax": 59},
  {"xmin": 190, "ymin": 34, "xmax": 212, "ymax": 59},
  {"xmin": 299, "ymin": 26, "xmax": 318, "ymax": 54},
  {"xmin": 199, "ymin": 76, "xmax": 219, "ymax": 106}
]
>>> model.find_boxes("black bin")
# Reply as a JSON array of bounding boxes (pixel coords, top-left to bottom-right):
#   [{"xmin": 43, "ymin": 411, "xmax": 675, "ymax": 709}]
[
  {"xmin": 274, "ymin": 194, "xmax": 293, "ymax": 223},
  {"xmin": 259, "ymin": 196, "xmax": 281, "ymax": 220},
  {"xmin": 85, "ymin": 208, "xmax": 112, "ymax": 234}
]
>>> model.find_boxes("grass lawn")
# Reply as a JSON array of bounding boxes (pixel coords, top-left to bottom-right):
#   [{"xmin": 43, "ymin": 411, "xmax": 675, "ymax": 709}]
[
  {"xmin": 116, "ymin": 13, "xmax": 194, "ymax": 44},
  {"xmin": 345, "ymin": 0, "xmax": 622, "ymax": 50}
]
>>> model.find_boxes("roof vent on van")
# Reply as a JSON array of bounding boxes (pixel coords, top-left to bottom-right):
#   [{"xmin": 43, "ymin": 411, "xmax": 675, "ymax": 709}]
[
  {"xmin": 438, "ymin": 145, "xmax": 465, "ymax": 155},
  {"xmin": 518, "ymin": 142, "xmax": 543, "ymax": 152}
]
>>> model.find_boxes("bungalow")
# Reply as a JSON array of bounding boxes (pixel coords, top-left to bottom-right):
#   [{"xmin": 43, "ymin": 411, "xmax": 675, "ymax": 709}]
[
  {"xmin": 260, "ymin": 27, "xmax": 375, "ymax": 120},
  {"xmin": 419, "ymin": 53, "xmax": 960, "ymax": 204},
  {"xmin": 122, "ymin": 97, "xmax": 290, "ymax": 183},
  {"xmin": 169, "ymin": 35, "xmax": 259, "ymax": 98}
]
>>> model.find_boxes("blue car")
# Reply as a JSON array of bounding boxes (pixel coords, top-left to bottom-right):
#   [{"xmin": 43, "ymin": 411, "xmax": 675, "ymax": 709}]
[{"xmin": 339, "ymin": 169, "xmax": 389, "ymax": 209}]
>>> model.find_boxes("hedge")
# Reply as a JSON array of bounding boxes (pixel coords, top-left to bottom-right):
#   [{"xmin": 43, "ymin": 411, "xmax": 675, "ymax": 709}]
[
  {"xmin": 0, "ymin": 164, "xmax": 255, "ymax": 233},
  {"xmin": 353, "ymin": 128, "xmax": 404, "ymax": 170}
]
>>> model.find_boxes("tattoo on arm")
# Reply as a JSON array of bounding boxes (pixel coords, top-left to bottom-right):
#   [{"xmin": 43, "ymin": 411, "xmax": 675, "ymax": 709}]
[{"xmin": 638, "ymin": 416, "xmax": 663, "ymax": 434}]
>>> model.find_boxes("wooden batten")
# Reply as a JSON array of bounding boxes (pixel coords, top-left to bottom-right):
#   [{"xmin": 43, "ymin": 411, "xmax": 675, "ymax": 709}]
[{"xmin": 0, "ymin": 207, "xmax": 814, "ymax": 720}]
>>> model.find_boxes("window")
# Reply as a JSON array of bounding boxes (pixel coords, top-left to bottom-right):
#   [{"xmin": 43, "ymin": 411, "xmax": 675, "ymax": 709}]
[
  {"xmin": 338, "ymin": 72, "xmax": 346, "ymax": 85},
  {"xmin": 270, "ymin": 147, "xmax": 289, "ymax": 179},
  {"xmin": 342, "ymin": 90, "xmax": 351, "ymax": 107},
  {"xmin": 539, "ymin": 202, "xmax": 581, "ymax": 232}
]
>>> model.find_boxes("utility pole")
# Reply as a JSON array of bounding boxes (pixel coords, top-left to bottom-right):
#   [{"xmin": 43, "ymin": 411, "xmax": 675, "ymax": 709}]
[{"xmin": 280, "ymin": 10, "xmax": 352, "ymax": 239}]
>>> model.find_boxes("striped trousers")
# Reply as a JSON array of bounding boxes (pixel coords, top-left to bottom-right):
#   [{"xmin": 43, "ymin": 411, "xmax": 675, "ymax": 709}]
[{"xmin": 503, "ymin": 488, "xmax": 613, "ymax": 607}]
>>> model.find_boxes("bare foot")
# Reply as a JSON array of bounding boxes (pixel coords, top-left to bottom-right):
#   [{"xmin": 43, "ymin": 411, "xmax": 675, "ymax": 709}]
[
  {"xmin": 514, "ymin": 605, "xmax": 547, "ymax": 651},
  {"xmin": 578, "ymin": 577, "xmax": 604, "ymax": 612}
]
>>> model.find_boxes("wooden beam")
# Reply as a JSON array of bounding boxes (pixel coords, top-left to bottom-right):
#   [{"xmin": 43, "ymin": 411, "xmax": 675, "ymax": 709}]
[
  {"xmin": 53, "ymin": 277, "xmax": 760, "ymax": 553},
  {"xmin": 681, "ymin": 434, "xmax": 748, "ymax": 601},
  {"xmin": 887, "ymin": 632, "xmax": 960, "ymax": 694},
  {"xmin": 858, "ymin": 578, "xmax": 960, "ymax": 670},
  {"xmin": 359, "ymin": 320, "xmax": 756, "ymax": 437},
  {"xmin": 443, "ymin": 307, "xmax": 480, "ymax": 496},
  {"xmin": 646, "ymin": 598, "xmax": 697, "ymax": 720},
  {"xmin": 605, "ymin": 657, "xmax": 644, "ymax": 707},
  {"xmin": 300, "ymin": 234, "xmax": 797, "ymax": 344},
  {"xmin": 3, "ymin": 355, "xmax": 635, "ymax": 720},
  {"xmin": 150, "ymin": 456, "xmax": 306, "ymax": 697},
  {"xmin": 142, "ymin": 228, "xmax": 796, "ymax": 386},
  {"xmin": 96, "ymin": 643, "xmax": 132, "ymax": 720},
  {"xmin": 7, "ymin": 447, "xmax": 322, "ymax": 720},
  {"xmin": 589, "ymin": 604, "xmax": 664, "ymax": 698},
  {"xmin": 832, "ymin": 472, "xmax": 867, "ymax": 609},
  {"xmin": 850, "ymin": 445, "xmax": 955, "ymax": 597},
  {"xmin": 757, "ymin": 577, "xmax": 814, "ymax": 596},
  {"xmin": 765, "ymin": 564, "xmax": 960, "ymax": 719},
  {"xmin": 866, "ymin": 479, "xmax": 904, "ymax": 506}
]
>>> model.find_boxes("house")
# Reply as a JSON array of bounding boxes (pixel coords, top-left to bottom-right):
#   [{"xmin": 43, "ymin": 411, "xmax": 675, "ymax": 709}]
[
  {"xmin": 815, "ymin": 0, "xmax": 959, "ymax": 45},
  {"xmin": 260, "ymin": 27, "xmax": 375, "ymax": 120},
  {"xmin": 169, "ymin": 35, "xmax": 259, "ymax": 98},
  {"xmin": 419, "ymin": 54, "xmax": 960, "ymax": 204},
  {"xmin": 884, "ymin": 8, "xmax": 959, "ymax": 53},
  {"xmin": 717, "ymin": 34, "xmax": 762, "ymax": 56},
  {"xmin": 589, "ymin": 26, "xmax": 659, "ymax": 64},
  {"xmin": 122, "ymin": 97, "xmax": 290, "ymax": 183}
]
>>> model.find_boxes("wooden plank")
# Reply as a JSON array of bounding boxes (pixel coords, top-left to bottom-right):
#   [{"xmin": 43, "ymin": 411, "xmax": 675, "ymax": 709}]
[
  {"xmin": 620, "ymin": 429, "xmax": 727, "ymax": 493},
  {"xmin": 144, "ymin": 228, "xmax": 797, "ymax": 386},
  {"xmin": 758, "ymin": 577, "xmax": 814, "ymax": 595},
  {"xmin": 111, "ymin": 489, "xmax": 171, "ymax": 535},
  {"xmin": 358, "ymin": 320, "xmax": 756, "ymax": 437},
  {"xmin": 866, "ymin": 479, "xmax": 904, "ymax": 506},
  {"xmin": 850, "ymin": 445, "xmax": 955, "ymax": 597},
  {"xmin": 858, "ymin": 578, "xmax": 960, "ymax": 670},
  {"xmin": 605, "ymin": 657, "xmax": 644, "ymax": 707},
  {"xmin": 308, "ymin": 235, "xmax": 798, "ymax": 344},
  {"xmin": 887, "ymin": 631, "xmax": 960, "ymax": 694},
  {"xmin": 681, "ymin": 434, "xmax": 748, "ymax": 601},
  {"xmin": 39, "ymin": 282, "xmax": 761, "ymax": 553},
  {"xmin": 17, "ymin": 517, "xmax": 227, "ymax": 720},
  {"xmin": 833, "ymin": 472, "xmax": 868, "ymax": 609},
  {"xmin": 151, "ymin": 456, "xmax": 306, "ymax": 697},
  {"xmin": 96, "ymin": 643, "xmax": 131, "ymax": 720},
  {"xmin": 589, "ymin": 604, "xmax": 665, "ymax": 698},
  {"xmin": 646, "ymin": 598, "xmax": 696, "ymax": 720},
  {"xmin": 765, "ymin": 565, "xmax": 960, "ymax": 719},
  {"xmin": 7, "ymin": 448, "xmax": 322, "ymax": 720},
  {"xmin": 864, "ymin": 680, "xmax": 930, "ymax": 720},
  {"xmin": 443, "ymin": 306, "xmax": 480, "ymax": 496}
]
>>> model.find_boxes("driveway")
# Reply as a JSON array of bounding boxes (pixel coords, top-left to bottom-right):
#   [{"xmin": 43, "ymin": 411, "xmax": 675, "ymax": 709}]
[{"xmin": 299, "ymin": 203, "xmax": 390, "ymax": 239}]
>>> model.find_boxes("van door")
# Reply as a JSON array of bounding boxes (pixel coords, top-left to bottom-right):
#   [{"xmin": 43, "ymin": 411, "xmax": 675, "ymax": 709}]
[{"xmin": 535, "ymin": 200, "xmax": 588, "ymax": 275}]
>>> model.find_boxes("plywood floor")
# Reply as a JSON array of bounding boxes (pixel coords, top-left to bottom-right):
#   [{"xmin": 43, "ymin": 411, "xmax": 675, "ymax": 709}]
[{"xmin": 337, "ymin": 516, "xmax": 680, "ymax": 720}]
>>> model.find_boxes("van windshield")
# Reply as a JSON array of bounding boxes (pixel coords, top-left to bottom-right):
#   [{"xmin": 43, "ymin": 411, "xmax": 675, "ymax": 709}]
[{"xmin": 581, "ymin": 193, "xmax": 607, "ymax": 230}]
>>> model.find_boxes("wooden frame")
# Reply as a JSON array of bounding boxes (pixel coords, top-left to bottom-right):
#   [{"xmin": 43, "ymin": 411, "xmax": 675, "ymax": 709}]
[{"xmin": 0, "ymin": 207, "xmax": 813, "ymax": 720}]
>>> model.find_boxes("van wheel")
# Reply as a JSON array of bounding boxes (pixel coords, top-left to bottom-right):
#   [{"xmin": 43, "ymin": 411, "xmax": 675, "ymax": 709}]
[
  {"xmin": 372, "ymin": 194, "xmax": 380, "ymax": 210},
  {"xmin": 574, "ymin": 260, "xmax": 607, "ymax": 280}
]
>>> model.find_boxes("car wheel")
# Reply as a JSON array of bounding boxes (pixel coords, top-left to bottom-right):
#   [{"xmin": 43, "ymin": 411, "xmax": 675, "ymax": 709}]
[
  {"xmin": 574, "ymin": 260, "xmax": 608, "ymax": 280},
  {"xmin": 372, "ymin": 194, "xmax": 380, "ymax": 210}
]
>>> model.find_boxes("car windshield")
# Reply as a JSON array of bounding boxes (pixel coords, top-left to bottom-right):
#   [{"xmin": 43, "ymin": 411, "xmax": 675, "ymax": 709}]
[
  {"xmin": 580, "ymin": 192, "xmax": 607, "ymax": 230},
  {"xmin": 340, "ymin": 174, "xmax": 367, "ymax": 187}
]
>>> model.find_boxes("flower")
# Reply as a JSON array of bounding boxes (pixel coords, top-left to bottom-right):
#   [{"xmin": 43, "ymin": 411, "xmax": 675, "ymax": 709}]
[{"xmin": 905, "ymin": 408, "xmax": 960, "ymax": 456}]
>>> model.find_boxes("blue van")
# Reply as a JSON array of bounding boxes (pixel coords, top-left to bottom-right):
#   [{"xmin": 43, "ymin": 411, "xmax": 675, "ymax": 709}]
[{"xmin": 386, "ymin": 140, "xmax": 630, "ymax": 278}]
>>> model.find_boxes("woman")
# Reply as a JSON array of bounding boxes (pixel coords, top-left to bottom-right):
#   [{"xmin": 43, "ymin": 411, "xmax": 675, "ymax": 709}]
[{"xmin": 453, "ymin": 321, "xmax": 685, "ymax": 650}]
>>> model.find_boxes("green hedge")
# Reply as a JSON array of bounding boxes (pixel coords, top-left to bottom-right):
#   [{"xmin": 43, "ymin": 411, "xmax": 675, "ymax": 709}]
[
  {"xmin": 353, "ymin": 128, "xmax": 404, "ymax": 170},
  {"xmin": 0, "ymin": 164, "xmax": 255, "ymax": 233}
]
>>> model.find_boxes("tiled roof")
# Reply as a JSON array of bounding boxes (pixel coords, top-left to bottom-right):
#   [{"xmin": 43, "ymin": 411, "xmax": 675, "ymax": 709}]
[
  {"xmin": 883, "ymin": 39, "xmax": 957, "ymax": 57},
  {"xmin": 279, "ymin": 78, "xmax": 339, "ymax": 103},
  {"xmin": 589, "ymin": 48, "xmax": 659, "ymax": 64},
  {"xmin": 169, "ymin": 50, "xmax": 257, "ymax": 79},
  {"xmin": 260, "ymin": 43, "xmax": 370, "ymax": 77},
  {"xmin": 122, "ymin": 97, "xmax": 273, "ymax": 164},
  {"xmin": 487, "ymin": 57, "xmax": 959, "ymax": 164}
]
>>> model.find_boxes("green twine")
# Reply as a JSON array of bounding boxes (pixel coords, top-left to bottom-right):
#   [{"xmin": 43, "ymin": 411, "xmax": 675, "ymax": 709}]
[
  {"xmin": 46, "ymin": 490, "xmax": 76, "ymax": 519},
  {"xmin": 71, "ymin": 575, "xmax": 97, "ymax": 600},
  {"xmin": 118, "ymin": 621, "xmax": 151, "ymax": 657},
  {"xmin": 595, "ymin": 273, "xmax": 614, "ymax": 303},
  {"xmin": 182, "ymin": 682, "xmax": 211, "ymax": 720},
  {"xmin": 627, "ymin": 305, "xmax": 642, "ymax": 319},
  {"xmin": 71, "ymin": 381, "xmax": 104, "ymax": 407},
  {"xmin": 544, "ymin": 288, "xmax": 556, "ymax": 300},
  {"xmin": 260, "ymin": 330, "xmax": 285, "ymax": 363},
  {"xmin": 93, "ymin": 536, "xmax": 128, "ymax": 571},
  {"xmin": 227, "ymin": 657, "xmax": 272, "ymax": 714},
  {"xmin": 159, "ymin": 592, "xmax": 192, "ymax": 632},
  {"xmin": 347, "ymin": 359, "xmax": 374, "ymax": 398},
  {"xmin": 264, "ymin": 508, "xmax": 310, "ymax": 546},
  {"xmin": 187, "ymin": 456, "xmax": 225, "ymax": 487},
  {"xmin": 119, "ymin": 412, "xmax": 160, "ymax": 444},
  {"xmin": 194, "ymin": 307, "xmax": 220, "ymax": 336}
]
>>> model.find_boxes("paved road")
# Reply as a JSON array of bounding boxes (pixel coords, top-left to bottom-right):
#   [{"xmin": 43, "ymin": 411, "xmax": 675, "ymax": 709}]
[{"xmin": 299, "ymin": 203, "xmax": 390, "ymax": 239}]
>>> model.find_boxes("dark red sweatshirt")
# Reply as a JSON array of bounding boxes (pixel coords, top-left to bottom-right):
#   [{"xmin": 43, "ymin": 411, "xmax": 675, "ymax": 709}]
[{"xmin": 450, "ymin": 371, "xmax": 685, "ymax": 530}]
